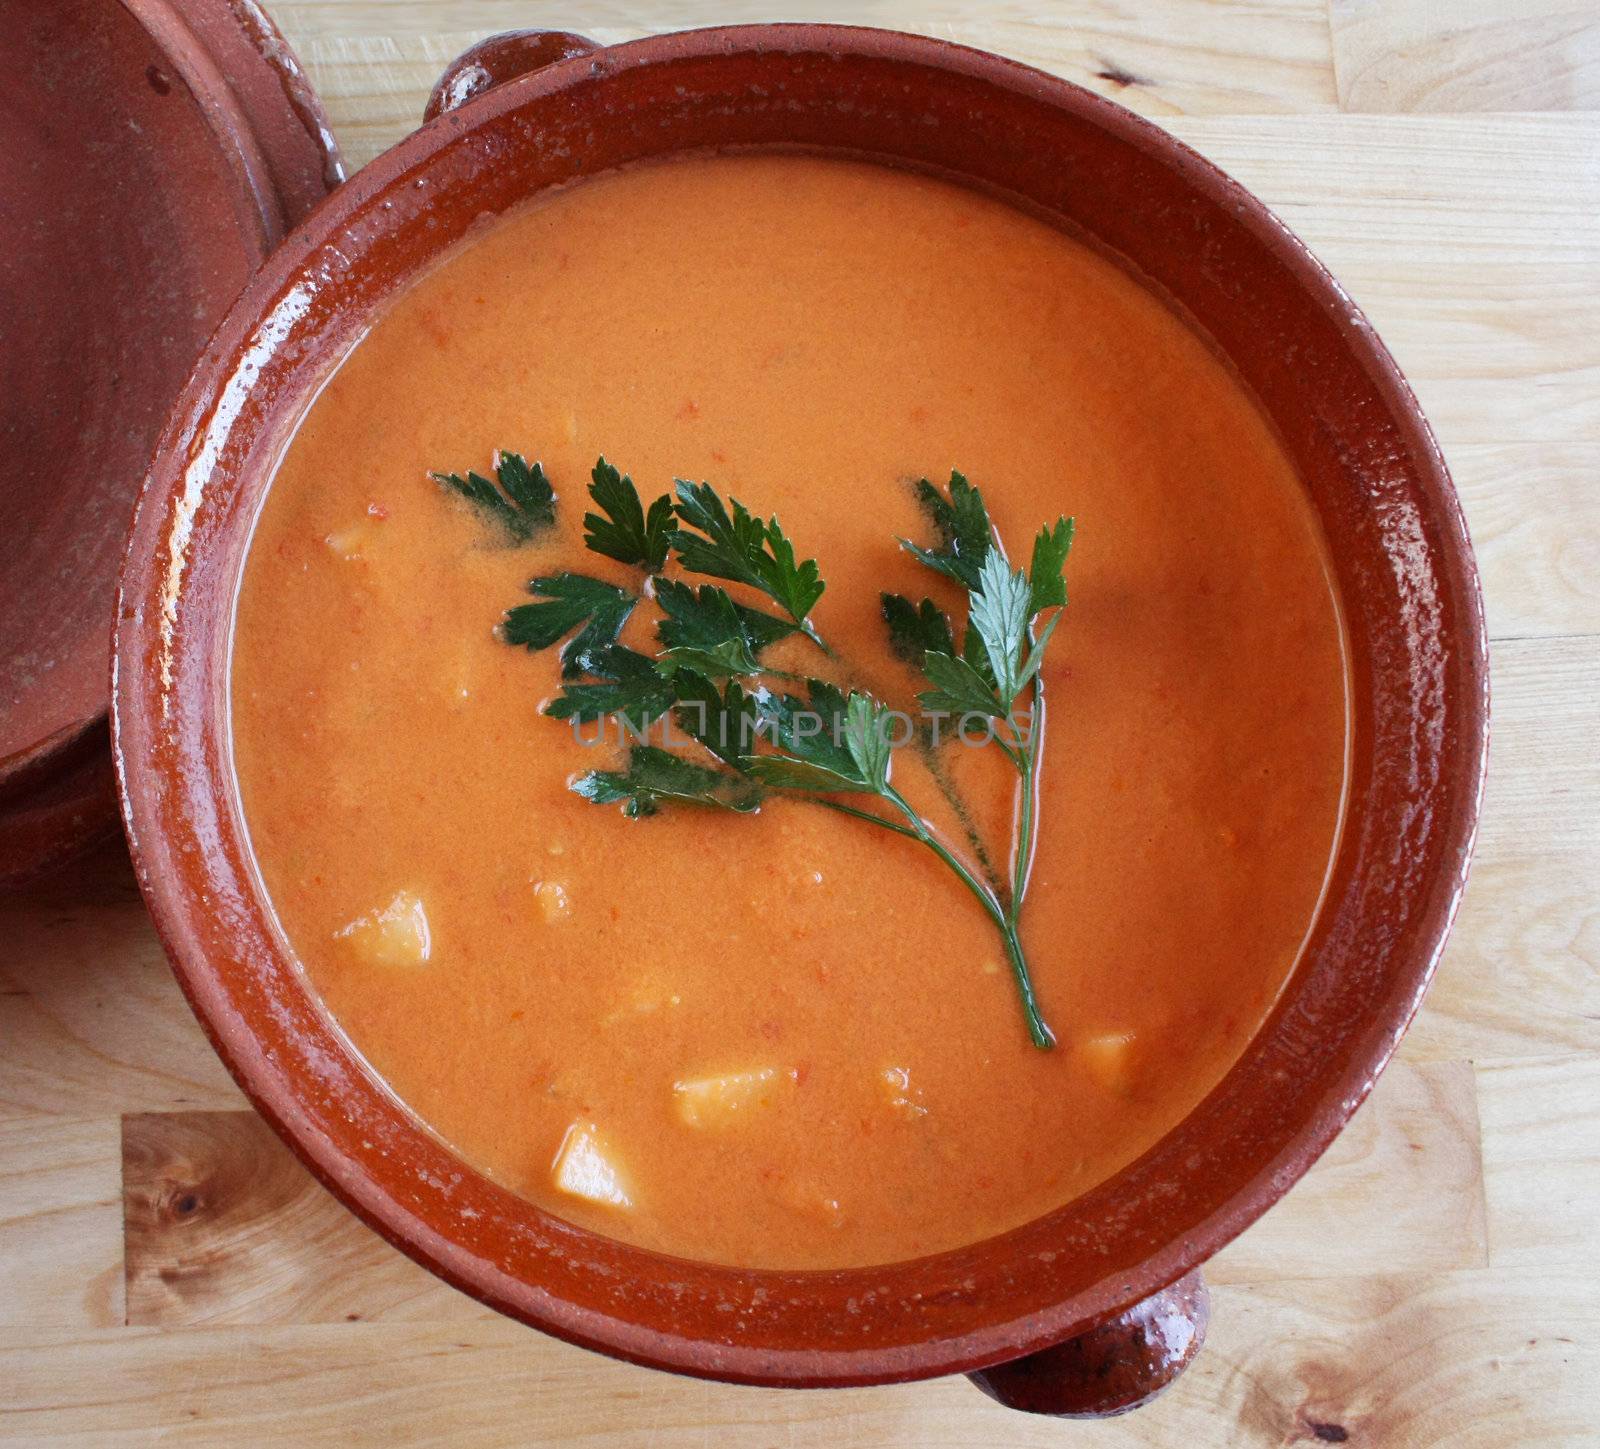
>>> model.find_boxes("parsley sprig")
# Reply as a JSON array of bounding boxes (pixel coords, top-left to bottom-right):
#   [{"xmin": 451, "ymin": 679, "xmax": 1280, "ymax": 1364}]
[
  {"xmin": 885, "ymin": 474, "xmax": 1076, "ymax": 1027},
  {"xmin": 670, "ymin": 481, "xmax": 826, "ymax": 633},
  {"xmin": 432, "ymin": 452, "xmax": 555, "ymax": 542},
  {"xmin": 439, "ymin": 456, "xmax": 1073, "ymax": 1048}
]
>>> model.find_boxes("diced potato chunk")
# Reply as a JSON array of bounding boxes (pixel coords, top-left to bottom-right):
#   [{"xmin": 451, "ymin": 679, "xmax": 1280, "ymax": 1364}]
[
  {"xmin": 444, "ymin": 642, "xmax": 480, "ymax": 711},
  {"xmin": 334, "ymin": 891, "xmax": 431, "ymax": 968},
  {"xmin": 786, "ymin": 1187, "xmax": 845, "ymax": 1228},
  {"xmin": 325, "ymin": 520, "xmax": 377, "ymax": 560},
  {"xmin": 673, "ymin": 1068, "xmax": 781, "ymax": 1128},
  {"xmin": 1081, "ymin": 1031, "xmax": 1138, "ymax": 1097},
  {"xmin": 602, "ymin": 979, "xmax": 683, "ymax": 1026},
  {"xmin": 552, "ymin": 1122, "xmax": 632, "ymax": 1209},
  {"xmin": 811, "ymin": 1195, "xmax": 846, "ymax": 1229},
  {"xmin": 532, "ymin": 880, "xmax": 570, "ymax": 923},
  {"xmin": 765, "ymin": 1172, "xmax": 846, "ymax": 1228},
  {"xmin": 879, "ymin": 1066, "xmax": 929, "ymax": 1120}
]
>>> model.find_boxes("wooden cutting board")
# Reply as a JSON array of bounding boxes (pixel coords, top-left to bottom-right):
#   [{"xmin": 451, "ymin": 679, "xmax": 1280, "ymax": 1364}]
[{"xmin": 3, "ymin": 3, "xmax": 1597, "ymax": 1444}]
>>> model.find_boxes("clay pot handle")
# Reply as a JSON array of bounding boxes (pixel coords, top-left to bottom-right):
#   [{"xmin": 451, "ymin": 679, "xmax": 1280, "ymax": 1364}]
[
  {"xmin": 967, "ymin": 1269, "xmax": 1209, "ymax": 1417},
  {"xmin": 425, "ymin": 30, "xmax": 600, "ymax": 121}
]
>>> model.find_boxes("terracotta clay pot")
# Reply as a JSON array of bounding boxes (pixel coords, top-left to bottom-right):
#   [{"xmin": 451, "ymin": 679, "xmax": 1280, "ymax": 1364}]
[
  {"xmin": 0, "ymin": 0, "xmax": 339, "ymax": 885},
  {"xmin": 113, "ymin": 26, "xmax": 1489, "ymax": 1414}
]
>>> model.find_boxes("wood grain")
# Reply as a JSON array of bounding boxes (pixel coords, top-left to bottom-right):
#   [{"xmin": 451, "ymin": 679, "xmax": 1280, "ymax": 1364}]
[
  {"xmin": 0, "ymin": 850, "xmax": 244, "ymax": 1118},
  {"xmin": 1412, "ymin": 850, "xmax": 1600, "ymax": 1064},
  {"xmin": 1477, "ymin": 1054, "xmax": 1600, "ymax": 1270},
  {"xmin": 0, "ymin": 1118, "xmax": 123, "ymax": 1330},
  {"xmin": 1450, "ymin": 443, "xmax": 1600, "ymax": 640},
  {"xmin": 1474, "ymin": 637, "xmax": 1599, "ymax": 858},
  {"xmin": 5, "ymin": 1267, "xmax": 1597, "ymax": 1447},
  {"xmin": 1405, "ymin": 637, "xmax": 1600, "ymax": 1064},
  {"xmin": 1162, "ymin": 113, "xmax": 1600, "ymax": 451},
  {"xmin": 274, "ymin": 0, "xmax": 1341, "ymax": 159},
  {"xmin": 1331, "ymin": 0, "xmax": 1600, "ymax": 112},
  {"xmin": 1207, "ymin": 1060, "xmax": 1487, "ymax": 1285},
  {"xmin": 121, "ymin": 1112, "xmax": 480, "ymax": 1328},
  {"xmin": 4, "ymin": 2, "xmax": 1599, "ymax": 1443}
]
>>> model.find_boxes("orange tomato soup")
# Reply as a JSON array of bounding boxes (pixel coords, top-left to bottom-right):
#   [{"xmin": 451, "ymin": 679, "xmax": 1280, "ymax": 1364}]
[{"xmin": 231, "ymin": 154, "xmax": 1346, "ymax": 1269}]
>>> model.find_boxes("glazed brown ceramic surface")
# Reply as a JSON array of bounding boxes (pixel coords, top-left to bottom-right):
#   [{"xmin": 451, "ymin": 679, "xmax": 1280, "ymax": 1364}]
[
  {"xmin": 114, "ymin": 25, "xmax": 1488, "ymax": 1392},
  {"xmin": 969, "ymin": 1269, "xmax": 1209, "ymax": 1416},
  {"xmin": 424, "ymin": 28, "xmax": 601, "ymax": 121},
  {"xmin": 0, "ymin": 0, "xmax": 339, "ymax": 885}
]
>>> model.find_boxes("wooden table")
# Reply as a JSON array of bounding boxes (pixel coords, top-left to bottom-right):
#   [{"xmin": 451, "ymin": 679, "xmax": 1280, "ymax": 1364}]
[{"xmin": 4, "ymin": 2, "xmax": 1597, "ymax": 1443}]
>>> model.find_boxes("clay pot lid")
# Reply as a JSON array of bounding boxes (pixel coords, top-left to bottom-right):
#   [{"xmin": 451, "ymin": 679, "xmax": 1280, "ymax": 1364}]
[{"xmin": 0, "ymin": 0, "xmax": 342, "ymax": 884}]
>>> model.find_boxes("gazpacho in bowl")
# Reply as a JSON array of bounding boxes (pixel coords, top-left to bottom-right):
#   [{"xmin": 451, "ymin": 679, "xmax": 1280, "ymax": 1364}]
[{"xmin": 229, "ymin": 153, "xmax": 1347, "ymax": 1271}]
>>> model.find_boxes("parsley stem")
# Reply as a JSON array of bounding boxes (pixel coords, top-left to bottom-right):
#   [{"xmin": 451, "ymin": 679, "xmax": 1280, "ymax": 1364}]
[
  {"xmin": 1009, "ymin": 698, "xmax": 1043, "ymax": 918},
  {"xmin": 812, "ymin": 797, "xmax": 922, "ymax": 841},
  {"xmin": 1011, "ymin": 747, "xmax": 1036, "ymax": 915},
  {"xmin": 1008, "ymin": 626, "xmax": 1050, "ymax": 920},
  {"xmin": 1000, "ymin": 918, "xmax": 1055, "ymax": 1049},
  {"xmin": 995, "ymin": 737, "xmax": 1027, "ymax": 773},
  {"xmin": 879, "ymin": 784, "xmax": 1055, "ymax": 1049},
  {"xmin": 801, "ymin": 621, "xmax": 834, "ymax": 656},
  {"xmin": 799, "ymin": 621, "xmax": 1004, "ymax": 895}
]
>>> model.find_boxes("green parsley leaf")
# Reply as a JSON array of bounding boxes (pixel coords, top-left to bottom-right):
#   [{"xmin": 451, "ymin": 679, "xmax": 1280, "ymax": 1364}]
[
  {"xmin": 671, "ymin": 480, "xmax": 825, "ymax": 624},
  {"xmin": 656, "ymin": 639, "xmax": 757, "ymax": 679},
  {"xmin": 1028, "ymin": 517, "xmax": 1075, "ymax": 615},
  {"xmin": 433, "ymin": 451, "xmax": 554, "ymax": 542},
  {"xmin": 653, "ymin": 579, "xmax": 795, "ymax": 678},
  {"xmin": 881, "ymin": 594, "xmax": 955, "ymax": 668},
  {"xmin": 741, "ymin": 753, "xmax": 870, "ymax": 794},
  {"xmin": 672, "ymin": 671, "xmax": 768, "ymax": 768},
  {"xmin": 918, "ymin": 650, "xmax": 1005, "ymax": 721},
  {"xmin": 745, "ymin": 681, "xmax": 890, "ymax": 794},
  {"xmin": 756, "ymin": 679, "xmax": 837, "ymax": 755},
  {"xmin": 583, "ymin": 457, "xmax": 676, "ymax": 571},
  {"xmin": 843, "ymin": 692, "xmax": 895, "ymax": 793},
  {"xmin": 573, "ymin": 744, "xmax": 761, "ymax": 817},
  {"xmin": 757, "ymin": 519, "xmax": 826, "ymax": 625},
  {"xmin": 757, "ymin": 676, "xmax": 849, "ymax": 756},
  {"xmin": 961, "ymin": 617, "xmax": 997, "ymax": 687},
  {"xmin": 1013, "ymin": 608, "xmax": 1064, "ymax": 695},
  {"xmin": 503, "ymin": 573, "xmax": 637, "ymax": 679},
  {"xmin": 543, "ymin": 645, "xmax": 675, "ymax": 731},
  {"xmin": 969, "ymin": 549, "xmax": 1033, "ymax": 708},
  {"xmin": 899, "ymin": 470, "xmax": 992, "ymax": 588}
]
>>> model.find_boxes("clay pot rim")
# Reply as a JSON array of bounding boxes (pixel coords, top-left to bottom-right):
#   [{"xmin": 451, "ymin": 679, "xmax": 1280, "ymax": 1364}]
[{"xmin": 112, "ymin": 23, "xmax": 1488, "ymax": 1387}]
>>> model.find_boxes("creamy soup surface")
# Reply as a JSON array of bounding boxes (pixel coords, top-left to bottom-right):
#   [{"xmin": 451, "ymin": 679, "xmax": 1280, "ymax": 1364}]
[{"xmin": 231, "ymin": 154, "xmax": 1347, "ymax": 1270}]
